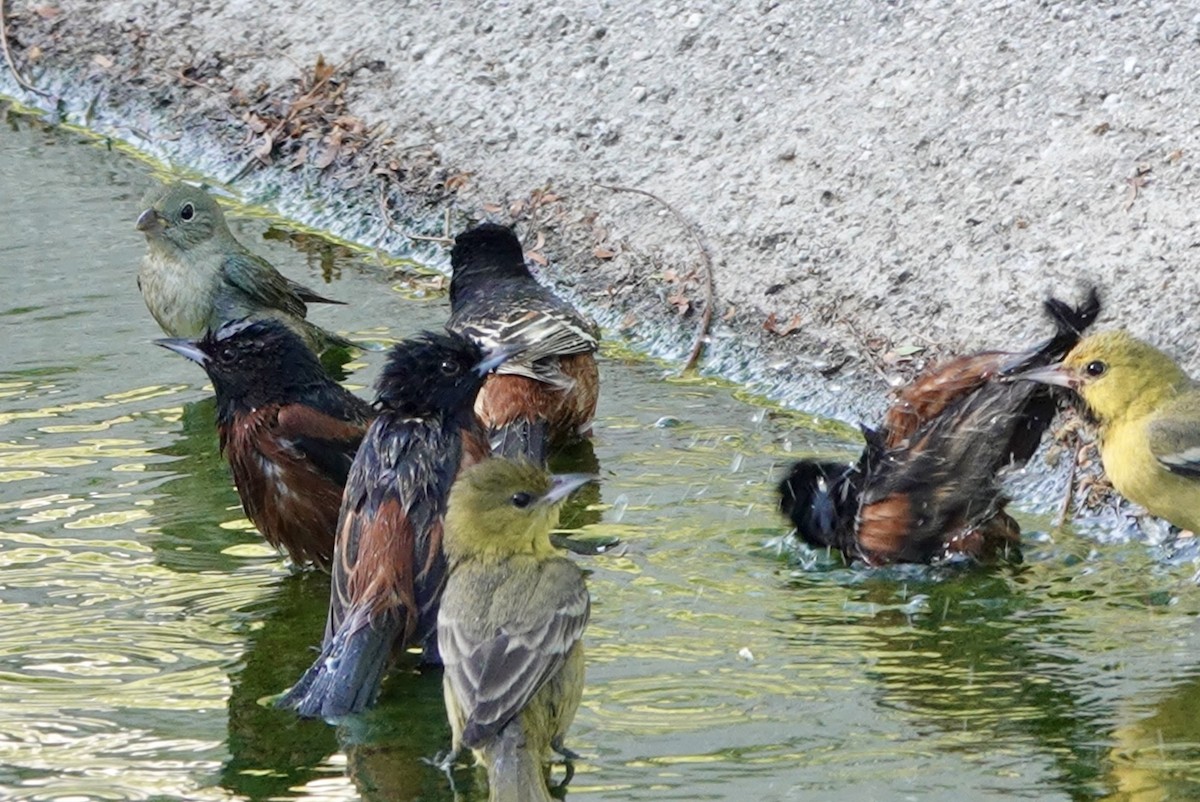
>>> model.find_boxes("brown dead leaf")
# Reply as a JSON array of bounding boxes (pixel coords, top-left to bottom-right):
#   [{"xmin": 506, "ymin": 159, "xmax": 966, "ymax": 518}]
[
  {"xmin": 722, "ymin": 305, "xmax": 737, "ymax": 322},
  {"xmin": 663, "ymin": 268, "xmax": 680, "ymax": 283},
  {"xmin": 668, "ymin": 292, "xmax": 691, "ymax": 316},
  {"xmin": 32, "ymin": 5, "xmax": 61, "ymax": 19},
  {"xmin": 92, "ymin": 54, "xmax": 114, "ymax": 69},
  {"xmin": 312, "ymin": 54, "xmax": 335, "ymax": 86},
  {"xmin": 1167, "ymin": 148, "xmax": 1184, "ymax": 164},
  {"xmin": 527, "ymin": 250, "xmax": 548, "ymax": 266},
  {"xmin": 532, "ymin": 231, "xmax": 546, "ymax": 251},
  {"xmin": 444, "ymin": 172, "xmax": 473, "ymax": 191},
  {"xmin": 593, "ymin": 246, "xmax": 616, "ymax": 260},
  {"xmin": 763, "ymin": 312, "xmax": 802, "ymax": 336},
  {"xmin": 26, "ymin": 45, "xmax": 43, "ymax": 62},
  {"xmin": 482, "ymin": 203, "xmax": 504, "ymax": 214}
]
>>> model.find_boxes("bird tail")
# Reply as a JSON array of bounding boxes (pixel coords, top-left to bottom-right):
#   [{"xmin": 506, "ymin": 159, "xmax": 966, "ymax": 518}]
[
  {"xmin": 489, "ymin": 418, "xmax": 553, "ymax": 466},
  {"xmin": 301, "ymin": 318, "xmax": 359, "ymax": 354},
  {"xmin": 1002, "ymin": 286, "xmax": 1101, "ymax": 374},
  {"xmin": 277, "ymin": 608, "xmax": 399, "ymax": 720},
  {"xmin": 482, "ymin": 725, "xmax": 555, "ymax": 802}
]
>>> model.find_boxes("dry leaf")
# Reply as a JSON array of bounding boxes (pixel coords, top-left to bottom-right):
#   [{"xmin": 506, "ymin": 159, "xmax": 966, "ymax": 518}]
[
  {"xmin": 482, "ymin": 203, "xmax": 504, "ymax": 214},
  {"xmin": 312, "ymin": 54, "xmax": 334, "ymax": 86},
  {"xmin": 26, "ymin": 45, "xmax": 42, "ymax": 62},
  {"xmin": 763, "ymin": 312, "xmax": 802, "ymax": 336},
  {"xmin": 32, "ymin": 5, "xmax": 61, "ymax": 19},
  {"xmin": 722, "ymin": 305, "xmax": 737, "ymax": 322},
  {"xmin": 593, "ymin": 246, "xmax": 616, "ymax": 260},
  {"xmin": 527, "ymin": 250, "xmax": 548, "ymax": 266},
  {"xmin": 92, "ymin": 54, "xmax": 114, "ymax": 69},
  {"xmin": 668, "ymin": 292, "xmax": 691, "ymax": 315}
]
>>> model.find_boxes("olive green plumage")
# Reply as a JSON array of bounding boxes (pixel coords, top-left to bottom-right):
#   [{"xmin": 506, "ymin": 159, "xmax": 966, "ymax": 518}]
[
  {"xmin": 438, "ymin": 458, "xmax": 593, "ymax": 802},
  {"xmin": 136, "ymin": 182, "xmax": 351, "ymax": 354}
]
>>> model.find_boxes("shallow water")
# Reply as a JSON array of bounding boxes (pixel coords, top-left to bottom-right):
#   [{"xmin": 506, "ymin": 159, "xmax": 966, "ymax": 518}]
[{"xmin": 3, "ymin": 106, "xmax": 1200, "ymax": 802}]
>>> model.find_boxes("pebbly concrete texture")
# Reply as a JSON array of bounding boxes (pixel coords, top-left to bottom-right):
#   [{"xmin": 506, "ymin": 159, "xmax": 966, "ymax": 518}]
[{"xmin": 3, "ymin": 0, "xmax": 1198, "ymax": 423}]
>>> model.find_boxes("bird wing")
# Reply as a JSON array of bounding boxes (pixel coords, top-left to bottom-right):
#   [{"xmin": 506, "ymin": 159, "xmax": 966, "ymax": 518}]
[
  {"xmin": 1147, "ymin": 395, "xmax": 1200, "ymax": 478},
  {"xmin": 439, "ymin": 559, "xmax": 590, "ymax": 748},
  {"xmin": 453, "ymin": 306, "xmax": 599, "ymax": 386},
  {"xmin": 273, "ymin": 404, "xmax": 370, "ymax": 488},
  {"xmin": 219, "ymin": 250, "xmax": 310, "ymax": 319},
  {"xmin": 285, "ymin": 275, "xmax": 345, "ymax": 305},
  {"xmin": 328, "ymin": 418, "xmax": 456, "ymax": 639}
]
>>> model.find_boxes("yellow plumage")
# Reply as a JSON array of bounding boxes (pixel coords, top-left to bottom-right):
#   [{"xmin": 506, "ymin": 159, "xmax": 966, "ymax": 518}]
[{"xmin": 1028, "ymin": 330, "xmax": 1200, "ymax": 531}]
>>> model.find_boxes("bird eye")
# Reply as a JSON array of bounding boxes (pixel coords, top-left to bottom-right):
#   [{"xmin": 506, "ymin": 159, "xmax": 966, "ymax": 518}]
[
  {"xmin": 179, "ymin": 202, "xmax": 195, "ymax": 221},
  {"xmin": 439, "ymin": 359, "xmax": 461, "ymax": 376},
  {"xmin": 218, "ymin": 346, "xmax": 237, "ymax": 363},
  {"xmin": 510, "ymin": 492, "xmax": 533, "ymax": 509},
  {"xmin": 1084, "ymin": 360, "xmax": 1107, "ymax": 377}
]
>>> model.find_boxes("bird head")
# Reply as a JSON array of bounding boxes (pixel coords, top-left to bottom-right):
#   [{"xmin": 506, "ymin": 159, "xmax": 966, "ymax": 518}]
[
  {"xmin": 449, "ymin": 223, "xmax": 532, "ymax": 303},
  {"xmin": 155, "ymin": 317, "xmax": 329, "ymax": 413},
  {"xmin": 375, "ymin": 331, "xmax": 510, "ymax": 418},
  {"xmin": 444, "ymin": 458, "xmax": 597, "ymax": 560},
  {"xmin": 136, "ymin": 183, "xmax": 231, "ymax": 252},
  {"xmin": 1016, "ymin": 329, "xmax": 1192, "ymax": 425}
]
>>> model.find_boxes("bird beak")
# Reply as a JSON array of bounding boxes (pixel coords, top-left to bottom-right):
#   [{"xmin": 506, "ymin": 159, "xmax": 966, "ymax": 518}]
[
  {"xmin": 136, "ymin": 208, "xmax": 167, "ymax": 233},
  {"xmin": 538, "ymin": 473, "xmax": 598, "ymax": 507},
  {"xmin": 1009, "ymin": 362, "xmax": 1077, "ymax": 389},
  {"xmin": 474, "ymin": 343, "xmax": 522, "ymax": 375},
  {"xmin": 154, "ymin": 337, "xmax": 209, "ymax": 366}
]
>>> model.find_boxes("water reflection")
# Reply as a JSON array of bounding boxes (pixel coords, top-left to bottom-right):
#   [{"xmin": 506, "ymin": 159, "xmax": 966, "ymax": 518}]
[{"xmin": 220, "ymin": 570, "xmax": 340, "ymax": 799}]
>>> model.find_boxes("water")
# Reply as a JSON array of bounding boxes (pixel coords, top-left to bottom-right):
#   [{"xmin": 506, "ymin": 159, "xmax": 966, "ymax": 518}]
[{"xmin": 3, "ymin": 104, "xmax": 1200, "ymax": 801}]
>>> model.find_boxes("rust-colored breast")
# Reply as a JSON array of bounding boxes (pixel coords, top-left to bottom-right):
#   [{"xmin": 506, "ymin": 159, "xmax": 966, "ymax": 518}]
[{"xmin": 475, "ymin": 352, "xmax": 599, "ymax": 442}]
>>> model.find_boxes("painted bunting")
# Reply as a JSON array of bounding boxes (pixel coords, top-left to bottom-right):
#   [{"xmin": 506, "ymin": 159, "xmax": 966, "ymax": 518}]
[
  {"xmin": 448, "ymin": 223, "xmax": 600, "ymax": 463},
  {"xmin": 438, "ymin": 457, "xmax": 593, "ymax": 801},
  {"xmin": 279, "ymin": 331, "xmax": 510, "ymax": 720},
  {"xmin": 780, "ymin": 288, "xmax": 1100, "ymax": 564},
  {"xmin": 1017, "ymin": 329, "xmax": 1200, "ymax": 532},
  {"xmin": 155, "ymin": 318, "xmax": 374, "ymax": 569},
  {"xmin": 137, "ymin": 182, "xmax": 352, "ymax": 354}
]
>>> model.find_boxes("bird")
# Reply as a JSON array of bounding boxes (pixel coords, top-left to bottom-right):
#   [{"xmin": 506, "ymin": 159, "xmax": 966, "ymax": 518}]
[
  {"xmin": 1015, "ymin": 329, "xmax": 1200, "ymax": 532},
  {"xmin": 136, "ymin": 182, "xmax": 353, "ymax": 355},
  {"xmin": 278, "ymin": 330, "xmax": 510, "ymax": 720},
  {"xmin": 779, "ymin": 288, "xmax": 1101, "ymax": 565},
  {"xmin": 155, "ymin": 317, "xmax": 374, "ymax": 569},
  {"xmin": 438, "ymin": 457, "xmax": 593, "ymax": 802},
  {"xmin": 447, "ymin": 223, "xmax": 601, "ymax": 464}
]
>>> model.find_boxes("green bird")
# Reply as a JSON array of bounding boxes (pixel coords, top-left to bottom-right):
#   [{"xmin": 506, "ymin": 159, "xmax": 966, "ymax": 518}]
[
  {"xmin": 438, "ymin": 458, "xmax": 594, "ymax": 802},
  {"xmin": 136, "ymin": 183, "xmax": 352, "ymax": 354}
]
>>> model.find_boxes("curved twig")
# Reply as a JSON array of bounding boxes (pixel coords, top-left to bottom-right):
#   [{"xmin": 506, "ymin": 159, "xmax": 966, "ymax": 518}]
[
  {"xmin": 1, "ymin": 0, "xmax": 50, "ymax": 98},
  {"xmin": 596, "ymin": 182, "xmax": 714, "ymax": 373}
]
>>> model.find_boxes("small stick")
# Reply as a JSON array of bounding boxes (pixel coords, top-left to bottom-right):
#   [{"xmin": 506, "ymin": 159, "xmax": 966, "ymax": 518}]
[
  {"xmin": 1, "ymin": 1, "xmax": 51, "ymax": 98},
  {"xmin": 378, "ymin": 185, "xmax": 454, "ymax": 245},
  {"xmin": 596, "ymin": 182, "xmax": 714, "ymax": 372}
]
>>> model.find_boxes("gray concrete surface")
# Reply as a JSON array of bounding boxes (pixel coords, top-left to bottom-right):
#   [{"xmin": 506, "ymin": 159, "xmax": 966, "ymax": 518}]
[{"xmin": 3, "ymin": 0, "xmax": 1198, "ymax": 421}]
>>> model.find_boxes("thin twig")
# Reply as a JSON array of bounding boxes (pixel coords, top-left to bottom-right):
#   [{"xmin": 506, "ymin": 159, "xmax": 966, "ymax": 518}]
[
  {"xmin": 839, "ymin": 314, "xmax": 892, "ymax": 386},
  {"xmin": 377, "ymin": 185, "xmax": 454, "ymax": 245},
  {"xmin": 0, "ymin": 1, "xmax": 50, "ymax": 98},
  {"xmin": 596, "ymin": 182, "xmax": 714, "ymax": 373},
  {"xmin": 1055, "ymin": 444, "xmax": 1079, "ymax": 528}
]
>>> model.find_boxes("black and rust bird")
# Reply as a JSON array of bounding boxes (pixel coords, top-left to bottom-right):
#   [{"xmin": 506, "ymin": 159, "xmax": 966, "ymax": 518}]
[
  {"xmin": 779, "ymin": 288, "xmax": 1101, "ymax": 565},
  {"xmin": 447, "ymin": 223, "xmax": 601, "ymax": 463},
  {"xmin": 438, "ymin": 458, "xmax": 593, "ymax": 802},
  {"xmin": 137, "ymin": 182, "xmax": 353, "ymax": 355},
  {"xmin": 279, "ymin": 330, "xmax": 509, "ymax": 720},
  {"xmin": 156, "ymin": 318, "xmax": 374, "ymax": 569}
]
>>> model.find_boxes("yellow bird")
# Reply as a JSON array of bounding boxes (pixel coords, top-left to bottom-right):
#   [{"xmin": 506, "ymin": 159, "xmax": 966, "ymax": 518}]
[
  {"xmin": 438, "ymin": 458, "xmax": 594, "ymax": 801},
  {"xmin": 1020, "ymin": 329, "xmax": 1200, "ymax": 532}
]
